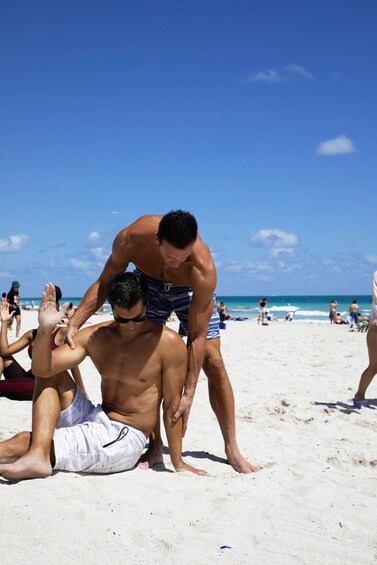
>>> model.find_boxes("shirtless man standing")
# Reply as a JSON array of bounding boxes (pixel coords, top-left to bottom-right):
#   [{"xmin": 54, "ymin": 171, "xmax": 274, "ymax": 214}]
[
  {"xmin": 0, "ymin": 273, "xmax": 206, "ymax": 480},
  {"xmin": 66, "ymin": 211, "xmax": 259, "ymax": 474},
  {"xmin": 328, "ymin": 300, "xmax": 338, "ymax": 324}
]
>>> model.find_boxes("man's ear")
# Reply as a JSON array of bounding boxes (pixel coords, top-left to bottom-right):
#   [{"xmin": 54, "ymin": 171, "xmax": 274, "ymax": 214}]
[{"xmin": 154, "ymin": 234, "xmax": 160, "ymax": 246}]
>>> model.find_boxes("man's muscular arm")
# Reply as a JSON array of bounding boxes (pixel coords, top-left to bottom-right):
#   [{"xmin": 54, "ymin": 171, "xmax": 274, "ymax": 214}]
[
  {"xmin": 162, "ymin": 331, "xmax": 207, "ymax": 475},
  {"xmin": 173, "ymin": 265, "xmax": 216, "ymax": 435},
  {"xmin": 66, "ymin": 229, "xmax": 131, "ymax": 347}
]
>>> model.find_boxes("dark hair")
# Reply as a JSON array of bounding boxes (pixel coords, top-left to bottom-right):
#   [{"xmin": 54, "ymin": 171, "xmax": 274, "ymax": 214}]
[
  {"xmin": 157, "ymin": 210, "xmax": 198, "ymax": 249},
  {"xmin": 107, "ymin": 272, "xmax": 149, "ymax": 309},
  {"xmin": 2, "ymin": 292, "xmax": 6, "ymax": 298},
  {"xmin": 54, "ymin": 285, "xmax": 62, "ymax": 304}
]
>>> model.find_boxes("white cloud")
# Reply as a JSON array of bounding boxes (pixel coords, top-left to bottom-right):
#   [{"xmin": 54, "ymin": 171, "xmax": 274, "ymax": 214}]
[
  {"xmin": 316, "ymin": 135, "xmax": 356, "ymax": 156},
  {"xmin": 365, "ymin": 255, "xmax": 377, "ymax": 264},
  {"xmin": 245, "ymin": 69, "xmax": 284, "ymax": 83},
  {"xmin": 250, "ymin": 228, "xmax": 299, "ymax": 259},
  {"xmin": 223, "ymin": 260, "xmax": 274, "ymax": 274},
  {"xmin": 70, "ymin": 258, "xmax": 92, "ymax": 270},
  {"xmin": 88, "ymin": 231, "xmax": 101, "ymax": 242},
  {"xmin": 221, "ymin": 258, "xmax": 303, "ymax": 279},
  {"xmin": 286, "ymin": 64, "xmax": 313, "ymax": 79},
  {"xmin": 268, "ymin": 247, "xmax": 296, "ymax": 259},
  {"xmin": 0, "ymin": 234, "xmax": 31, "ymax": 253},
  {"xmin": 245, "ymin": 63, "xmax": 313, "ymax": 84},
  {"xmin": 90, "ymin": 246, "xmax": 109, "ymax": 262}
]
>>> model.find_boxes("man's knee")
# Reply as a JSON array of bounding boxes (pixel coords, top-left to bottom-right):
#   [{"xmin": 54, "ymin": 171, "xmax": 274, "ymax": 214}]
[
  {"xmin": 33, "ymin": 372, "xmax": 76, "ymax": 401},
  {"xmin": 15, "ymin": 431, "xmax": 32, "ymax": 447},
  {"xmin": 203, "ymin": 339, "xmax": 226, "ymax": 376},
  {"xmin": 367, "ymin": 362, "xmax": 377, "ymax": 374}
]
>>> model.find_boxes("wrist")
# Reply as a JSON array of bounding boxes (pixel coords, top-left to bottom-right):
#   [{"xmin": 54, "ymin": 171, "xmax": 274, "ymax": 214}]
[
  {"xmin": 172, "ymin": 458, "xmax": 184, "ymax": 470},
  {"xmin": 183, "ymin": 388, "xmax": 195, "ymax": 399}
]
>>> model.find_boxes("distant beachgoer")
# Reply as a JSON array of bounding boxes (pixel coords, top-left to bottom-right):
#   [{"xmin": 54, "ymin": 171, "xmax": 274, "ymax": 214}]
[
  {"xmin": 353, "ymin": 272, "xmax": 377, "ymax": 408},
  {"xmin": 265, "ymin": 309, "xmax": 278, "ymax": 322},
  {"xmin": 349, "ymin": 300, "xmax": 360, "ymax": 325},
  {"xmin": 7, "ymin": 281, "xmax": 21, "ymax": 336},
  {"xmin": 218, "ymin": 301, "xmax": 234, "ymax": 322},
  {"xmin": 0, "ymin": 288, "xmax": 87, "ymax": 401},
  {"xmin": 285, "ymin": 310, "xmax": 294, "ymax": 322},
  {"xmin": 2, "ymin": 293, "xmax": 8, "ymax": 308},
  {"xmin": 258, "ymin": 298, "xmax": 268, "ymax": 326},
  {"xmin": 334, "ymin": 312, "xmax": 347, "ymax": 325},
  {"xmin": 357, "ymin": 319, "xmax": 369, "ymax": 333},
  {"xmin": 329, "ymin": 300, "xmax": 339, "ymax": 324},
  {"xmin": 0, "ymin": 274, "xmax": 207, "ymax": 480}
]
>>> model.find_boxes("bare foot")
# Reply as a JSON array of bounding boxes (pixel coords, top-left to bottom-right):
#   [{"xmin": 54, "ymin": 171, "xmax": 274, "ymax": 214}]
[
  {"xmin": 226, "ymin": 446, "xmax": 261, "ymax": 474},
  {"xmin": 0, "ymin": 453, "xmax": 52, "ymax": 480},
  {"xmin": 137, "ymin": 443, "xmax": 164, "ymax": 470},
  {"xmin": 174, "ymin": 461, "xmax": 208, "ymax": 476}
]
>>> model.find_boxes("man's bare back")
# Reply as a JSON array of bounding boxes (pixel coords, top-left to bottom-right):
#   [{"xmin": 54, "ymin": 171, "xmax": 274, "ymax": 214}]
[{"xmin": 112, "ymin": 214, "xmax": 216, "ymax": 287}]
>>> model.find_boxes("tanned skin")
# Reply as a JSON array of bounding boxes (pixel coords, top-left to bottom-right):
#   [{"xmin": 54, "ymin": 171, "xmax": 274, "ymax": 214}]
[
  {"xmin": 0, "ymin": 283, "xmax": 206, "ymax": 480},
  {"xmin": 66, "ymin": 215, "xmax": 260, "ymax": 474}
]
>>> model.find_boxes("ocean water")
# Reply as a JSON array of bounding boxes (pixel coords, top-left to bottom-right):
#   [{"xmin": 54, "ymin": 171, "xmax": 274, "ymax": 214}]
[
  {"xmin": 216, "ymin": 295, "xmax": 373, "ymax": 323},
  {"xmin": 21, "ymin": 294, "xmax": 373, "ymax": 323}
]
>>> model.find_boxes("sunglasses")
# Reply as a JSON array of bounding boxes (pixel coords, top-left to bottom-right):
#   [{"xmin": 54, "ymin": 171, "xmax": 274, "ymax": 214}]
[{"xmin": 112, "ymin": 308, "xmax": 147, "ymax": 324}]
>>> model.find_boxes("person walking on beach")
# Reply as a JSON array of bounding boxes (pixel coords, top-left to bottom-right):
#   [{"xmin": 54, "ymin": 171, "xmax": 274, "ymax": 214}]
[
  {"xmin": 353, "ymin": 272, "xmax": 377, "ymax": 408},
  {"xmin": 7, "ymin": 281, "xmax": 21, "ymax": 336},
  {"xmin": 329, "ymin": 300, "xmax": 338, "ymax": 324},
  {"xmin": 257, "ymin": 298, "xmax": 268, "ymax": 326},
  {"xmin": 349, "ymin": 300, "xmax": 360, "ymax": 325},
  {"xmin": 66, "ymin": 211, "xmax": 259, "ymax": 474},
  {"xmin": 0, "ymin": 274, "xmax": 206, "ymax": 480},
  {"xmin": 0, "ymin": 287, "xmax": 87, "ymax": 401}
]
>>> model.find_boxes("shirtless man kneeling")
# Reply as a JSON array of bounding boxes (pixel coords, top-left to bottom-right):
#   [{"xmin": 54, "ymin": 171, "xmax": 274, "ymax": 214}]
[{"xmin": 0, "ymin": 273, "xmax": 206, "ymax": 480}]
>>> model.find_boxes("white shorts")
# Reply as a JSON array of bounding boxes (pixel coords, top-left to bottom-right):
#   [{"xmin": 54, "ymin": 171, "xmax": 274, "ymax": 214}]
[
  {"xmin": 371, "ymin": 271, "xmax": 377, "ymax": 326},
  {"xmin": 53, "ymin": 387, "xmax": 146, "ymax": 474}
]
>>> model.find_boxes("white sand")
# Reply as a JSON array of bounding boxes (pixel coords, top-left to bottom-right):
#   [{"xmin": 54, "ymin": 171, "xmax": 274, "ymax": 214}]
[{"xmin": 1, "ymin": 312, "xmax": 376, "ymax": 564}]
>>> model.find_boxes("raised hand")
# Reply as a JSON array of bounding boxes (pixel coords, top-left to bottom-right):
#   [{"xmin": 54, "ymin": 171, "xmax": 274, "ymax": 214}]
[
  {"xmin": 38, "ymin": 283, "xmax": 69, "ymax": 330},
  {"xmin": 0, "ymin": 303, "xmax": 15, "ymax": 323}
]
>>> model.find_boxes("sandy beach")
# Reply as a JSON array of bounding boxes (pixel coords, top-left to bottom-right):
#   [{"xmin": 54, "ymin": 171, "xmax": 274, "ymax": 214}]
[{"xmin": 1, "ymin": 311, "xmax": 376, "ymax": 564}]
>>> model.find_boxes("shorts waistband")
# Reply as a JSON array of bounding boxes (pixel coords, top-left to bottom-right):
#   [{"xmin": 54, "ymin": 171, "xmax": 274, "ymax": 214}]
[{"xmin": 134, "ymin": 268, "xmax": 191, "ymax": 292}]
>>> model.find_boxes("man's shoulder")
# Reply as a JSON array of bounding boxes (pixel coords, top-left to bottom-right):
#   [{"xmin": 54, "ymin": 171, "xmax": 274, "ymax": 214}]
[
  {"xmin": 113, "ymin": 215, "xmax": 162, "ymax": 250},
  {"xmin": 120, "ymin": 215, "xmax": 162, "ymax": 236},
  {"xmin": 158, "ymin": 325, "xmax": 186, "ymax": 352},
  {"xmin": 76, "ymin": 320, "xmax": 112, "ymax": 343}
]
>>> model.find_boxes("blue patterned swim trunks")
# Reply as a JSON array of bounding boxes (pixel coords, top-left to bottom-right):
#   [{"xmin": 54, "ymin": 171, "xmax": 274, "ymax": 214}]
[{"xmin": 134, "ymin": 268, "xmax": 220, "ymax": 340}]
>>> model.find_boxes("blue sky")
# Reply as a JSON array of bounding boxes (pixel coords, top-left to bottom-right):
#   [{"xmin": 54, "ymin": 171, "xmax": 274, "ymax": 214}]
[{"xmin": 1, "ymin": 0, "xmax": 376, "ymax": 297}]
